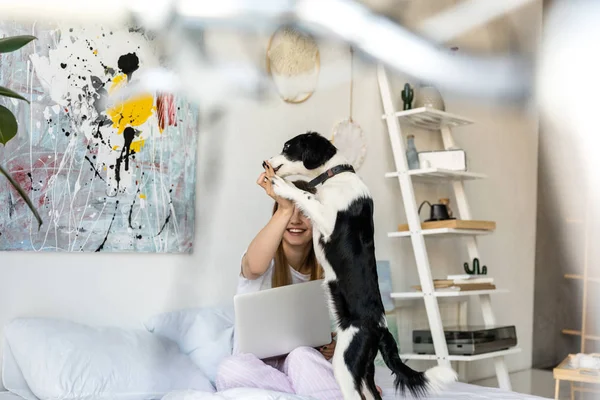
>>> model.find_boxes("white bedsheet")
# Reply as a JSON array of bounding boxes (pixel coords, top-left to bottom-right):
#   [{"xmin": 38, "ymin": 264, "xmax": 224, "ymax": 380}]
[{"xmin": 160, "ymin": 367, "xmax": 551, "ymax": 400}]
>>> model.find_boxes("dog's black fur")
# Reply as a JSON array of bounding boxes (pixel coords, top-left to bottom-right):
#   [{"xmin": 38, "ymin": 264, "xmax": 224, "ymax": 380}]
[{"xmin": 269, "ymin": 132, "xmax": 456, "ymax": 399}]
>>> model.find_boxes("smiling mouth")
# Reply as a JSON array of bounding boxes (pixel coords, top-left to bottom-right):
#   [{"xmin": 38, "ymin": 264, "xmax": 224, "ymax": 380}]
[
  {"xmin": 273, "ymin": 164, "xmax": 282, "ymax": 172},
  {"xmin": 287, "ymin": 228, "xmax": 305, "ymax": 235}
]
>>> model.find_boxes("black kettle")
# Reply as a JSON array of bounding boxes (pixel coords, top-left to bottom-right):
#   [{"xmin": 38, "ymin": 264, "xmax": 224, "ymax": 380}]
[{"xmin": 418, "ymin": 199, "xmax": 455, "ymax": 222}]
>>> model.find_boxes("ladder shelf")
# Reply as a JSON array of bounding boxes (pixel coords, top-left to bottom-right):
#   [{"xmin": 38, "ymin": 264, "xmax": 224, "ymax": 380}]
[
  {"xmin": 377, "ymin": 65, "xmax": 517, "ymax": 391},
  {"xmin": 400, "ymin": 348, "xmax": 522, "ymax": 362}
]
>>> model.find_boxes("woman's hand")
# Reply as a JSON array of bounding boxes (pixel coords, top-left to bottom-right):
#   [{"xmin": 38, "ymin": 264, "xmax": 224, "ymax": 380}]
[
  {"xmin": 257, "ymin": 161, "xmax": 294, "ymax": 212},
  {"xmin": 319, "ymin": 332, "xmax": 336, "ymax": 360}
]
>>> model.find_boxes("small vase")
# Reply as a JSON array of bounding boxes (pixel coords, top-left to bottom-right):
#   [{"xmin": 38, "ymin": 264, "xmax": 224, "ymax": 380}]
[
  {"xmin": 406, "ymin": 135, "xmax": 419, "ymax": 170},
  {"xmin": 414, "ymin": 84, "xmax": 445, "ymax": 111}
]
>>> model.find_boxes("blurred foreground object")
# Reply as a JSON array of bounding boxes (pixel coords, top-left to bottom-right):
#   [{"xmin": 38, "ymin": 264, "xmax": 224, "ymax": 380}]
[
  {"xmin": 0, "ymin": 0, "xmax": 534, "ymax": 104},
  {"xmin": 538, "ymin": 0, "xmax": 600, "ymax": 190}
]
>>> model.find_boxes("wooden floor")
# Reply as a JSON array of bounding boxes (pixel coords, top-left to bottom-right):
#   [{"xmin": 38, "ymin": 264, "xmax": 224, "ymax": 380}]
[{"xmin": 472, "ymin": 368, "xmax": 599, "ymax": 399}]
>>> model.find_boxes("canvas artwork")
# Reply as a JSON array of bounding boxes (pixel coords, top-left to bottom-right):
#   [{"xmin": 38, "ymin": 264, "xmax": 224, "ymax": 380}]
[{"xmin": 0, "ymin": 22, "xmax": 198, "ymax": 252}]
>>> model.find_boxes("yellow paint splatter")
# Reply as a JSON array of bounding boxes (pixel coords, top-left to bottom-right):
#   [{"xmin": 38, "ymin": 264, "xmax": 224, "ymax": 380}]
[
  {"xmin": 139, "ymin": 193, "xmax": 147, "ymax": 199},
  {"xmin": 130, "ymin": 139, "xmax": 145, "ymax": 153},
  {"xmin": 106, "ymin": 74, "xmax": 155, "ymax": 134},
  {"xmin": 93, "ymin": 49, "xmax": 98, "ymax": 55},
  {"xmin": 112, "ymin": 145, "xmax": 119, "ymax": 151}
]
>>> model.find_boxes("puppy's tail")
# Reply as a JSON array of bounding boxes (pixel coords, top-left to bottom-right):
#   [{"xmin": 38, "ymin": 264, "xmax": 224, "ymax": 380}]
[{"xmin": 378, "ymin": 327, "xmax": 457, "ymax": 397}]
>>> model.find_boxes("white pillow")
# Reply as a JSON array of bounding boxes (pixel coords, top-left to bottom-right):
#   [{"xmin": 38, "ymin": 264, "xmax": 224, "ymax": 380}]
[
  {"xmin": 3, "ymin": 317, "xmax": 215, "ymax": 400},
  {"xmin": 144, "ymin": 305, "xmax": 234, "ymax": 385},
  {"xmin": 2, "ymin": 338, "xmax": 39, "ymax": 400}
]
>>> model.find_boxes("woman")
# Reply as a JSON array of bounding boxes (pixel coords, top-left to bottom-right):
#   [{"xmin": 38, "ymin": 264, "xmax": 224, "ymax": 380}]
[
  {"xmin": 215, "ymin": 162, "xmax": 342, "ymax": 399},
  {"xmin": 216, "ymin": 163, "xmax": 382, "ymax": 399}
]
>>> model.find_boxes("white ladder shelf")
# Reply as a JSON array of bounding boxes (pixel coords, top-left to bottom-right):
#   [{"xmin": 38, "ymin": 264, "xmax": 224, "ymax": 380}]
[{"xmin": 376, "ymin": 65, "xmax": 519, "ymax": 390}]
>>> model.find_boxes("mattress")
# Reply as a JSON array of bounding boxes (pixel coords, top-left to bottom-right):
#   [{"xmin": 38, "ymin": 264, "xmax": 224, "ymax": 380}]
[{"xmin": 375, "ymin": 367, "xmax": 550, "ymax": 399}]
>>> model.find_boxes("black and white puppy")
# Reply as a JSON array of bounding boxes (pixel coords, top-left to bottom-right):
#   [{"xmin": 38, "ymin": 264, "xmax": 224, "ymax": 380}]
[{"xmin": 267, "ymin": 132, "xmax": 457, "ymax": 400}]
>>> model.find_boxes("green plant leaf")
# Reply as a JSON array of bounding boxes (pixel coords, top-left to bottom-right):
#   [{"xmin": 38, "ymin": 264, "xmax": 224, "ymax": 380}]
[
  {"xmin": 0, "ymin": 164, "xmax": 42, "ymax": 230},
  {"xmin": 0, "ymin": 35, "xmax": 36, "ymax": 53},
  {"xmin": 0, "ymin": 105, "xmax": 18, "ymax": 145},
  {"xmin": 0, "ymin": 85, "xmax": 29, "ymax": 103}
]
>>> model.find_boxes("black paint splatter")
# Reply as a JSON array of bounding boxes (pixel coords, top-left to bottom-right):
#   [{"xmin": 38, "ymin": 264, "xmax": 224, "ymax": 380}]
[
  {"xmin": 155, "ymin": 208, "xmax": 171, "ymax": 237},
  {"xmin": 117, "ymin": 53, "xmax": 139, "ymax": 81},
  {"xmin": 95, "ymin": 201, "xmax": 119, "ymax": 252},
  {"xmin": 155, "ymin": 190, "xmax": 173, "ymax": 237},
  {"xmin": 114, "ymin": 127, "xmax": 136, "ymax": 192},
  {"xmin": 84, "ymin": 156, "xmax": 106, "ymax": 182},
  {"xmin": 128, "ymin": 187, "xmax": 141, "ymax": 230},
  {"xmin": 60, "ymin": 63, "xmax": 67, "ymax": 69}
]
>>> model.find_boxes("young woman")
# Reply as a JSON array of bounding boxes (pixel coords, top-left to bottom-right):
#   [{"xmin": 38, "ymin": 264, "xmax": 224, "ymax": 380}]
[
  {"xmin": 215, "ymin": 162, "xmax": 343, "ymax": 399},
  {"xmin": 215, "ymin": 163, "xmax": 381, "ymax": 399}
]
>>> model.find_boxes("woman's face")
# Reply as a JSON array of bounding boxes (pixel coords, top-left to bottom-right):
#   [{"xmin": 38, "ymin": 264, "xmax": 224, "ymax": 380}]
[{"xmin": 282, "ymin": 206, "xmax": 313, "ymax": 247}]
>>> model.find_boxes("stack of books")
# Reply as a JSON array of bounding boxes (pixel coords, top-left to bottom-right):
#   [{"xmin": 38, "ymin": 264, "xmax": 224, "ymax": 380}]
[{"xmin": 412, "ymin": 274, "xmax": 495, "ymax": 292}]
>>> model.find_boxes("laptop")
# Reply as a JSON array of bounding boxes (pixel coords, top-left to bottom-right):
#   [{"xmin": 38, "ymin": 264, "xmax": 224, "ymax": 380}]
[{"xmin": 234, "ymin": 279, "xmax": 332, "ymax": 359}]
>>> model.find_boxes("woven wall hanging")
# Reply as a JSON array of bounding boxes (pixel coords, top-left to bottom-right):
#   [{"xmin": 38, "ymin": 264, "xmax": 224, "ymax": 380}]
[
  {"xmin": 266, "ymin": 26, "xmax": 320, "ymax": 104},
  {"xmin": 331, "ymin": 47, "xmax": 367, "ymax": 169}
]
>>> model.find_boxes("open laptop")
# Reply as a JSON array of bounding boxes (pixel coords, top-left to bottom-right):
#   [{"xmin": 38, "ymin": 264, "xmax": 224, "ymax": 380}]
[{"xmin": 234, "ymin": 279, "xmax": 332, "ymax": 359}]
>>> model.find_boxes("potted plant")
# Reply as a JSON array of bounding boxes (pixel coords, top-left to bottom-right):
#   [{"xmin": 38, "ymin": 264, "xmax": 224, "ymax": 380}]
[{"xmin": 0, "ymin": 34, "xmax": 42, "ymax": 229}]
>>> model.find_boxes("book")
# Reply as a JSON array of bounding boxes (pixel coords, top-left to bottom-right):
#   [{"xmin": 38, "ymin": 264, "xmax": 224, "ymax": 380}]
[
  {"xmin": 417, "ymin": 278, "xmax": 495, "ymax": 289},
  {"xmin": 411, "ymin": 283, "xmax": 496, "ymax": 292},
  {"xmin": 447, "ymin": 274, "xmax": 473, "ymax": 280},
  {"xmin": 453, "ymin": 277, "xmax": 494, "ymax": 285}
]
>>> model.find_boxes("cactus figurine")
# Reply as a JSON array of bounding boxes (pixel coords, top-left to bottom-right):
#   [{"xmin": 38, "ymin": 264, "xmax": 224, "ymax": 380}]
[
  {"xmin": 401, "ymin": 83, "xmax": 414, "ymax": 110},
  {"xmin": 463, "ymin": 258, "xmax": 488, "ymax": 275}
]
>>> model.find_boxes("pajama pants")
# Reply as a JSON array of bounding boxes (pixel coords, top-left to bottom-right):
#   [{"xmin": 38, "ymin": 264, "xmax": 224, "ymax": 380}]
[{"xmin": 215, "ymin": 346, "xmax": 343, "ymax": 400}]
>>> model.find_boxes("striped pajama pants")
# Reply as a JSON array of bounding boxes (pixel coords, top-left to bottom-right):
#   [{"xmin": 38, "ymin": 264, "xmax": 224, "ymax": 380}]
[{"xmin": 215, "ymin": 346, "xmax": 343, "ymax": 400}]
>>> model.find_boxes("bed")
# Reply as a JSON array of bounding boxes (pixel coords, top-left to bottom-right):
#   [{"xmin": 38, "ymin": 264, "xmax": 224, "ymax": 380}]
[
  {"xmin": 0, "ymin": 367, "xmax": 550, "ymax": 400},
  {"xmin": 0, "ymin": 312, "xmax": 551, "ymax": 400}
]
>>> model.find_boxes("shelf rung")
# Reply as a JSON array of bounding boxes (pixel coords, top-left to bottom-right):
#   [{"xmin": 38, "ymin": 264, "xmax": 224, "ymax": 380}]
[
  {"xmin": 391, "ymin": 289, "xmax": 508, "ymax": 299},
  {"xmin": 562, "ymin": 329, "xmax": 600, "ymax": 341},
  {"xmin": 381, "ymin": 107, "xmax": 474, "ymax": 131},
  {"xmin": 388, "ymin": 228, "xmax": 492, "ymax": 238},
  {"xmin": 564, "ymin": 274, "xmax": 600, "ymax": 283},
  {"xmin": 400, "ymin": 347, "xmax": 521, "ymax": 362},
  {"xmin": 385, "ymin": 168, "xmax": 486, "ymax": 183}
]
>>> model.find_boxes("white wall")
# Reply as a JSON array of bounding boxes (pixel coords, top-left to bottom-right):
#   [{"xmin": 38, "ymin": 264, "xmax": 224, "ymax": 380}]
[{"xmin": 0, "ymin": 4, "xmax": 540, "ymax": 386}]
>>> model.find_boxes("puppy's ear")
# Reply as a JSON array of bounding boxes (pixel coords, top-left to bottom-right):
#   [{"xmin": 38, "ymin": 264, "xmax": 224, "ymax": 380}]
[
  {"xmin": 302, "ymin": 150, "xmax": 323, "ymax": 170},
  {"xmin": 302, "ymin": 146, "xmax": 336, "ymax": 170}
]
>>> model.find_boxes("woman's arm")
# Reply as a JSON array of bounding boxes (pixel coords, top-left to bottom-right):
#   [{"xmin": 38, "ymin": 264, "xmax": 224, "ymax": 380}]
[
  {"xmin": 242, "ymin": 164, "xmax": 295, "ymax": 279},
  {"xmin": 242, "ymin": 207, "xmax": 292, "ymax": 279}
]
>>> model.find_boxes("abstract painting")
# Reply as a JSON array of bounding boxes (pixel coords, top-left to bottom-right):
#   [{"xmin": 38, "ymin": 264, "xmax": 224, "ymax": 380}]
[{"xmin": 0, "ymin": 22, "xmax": 198, "ymax": 252}]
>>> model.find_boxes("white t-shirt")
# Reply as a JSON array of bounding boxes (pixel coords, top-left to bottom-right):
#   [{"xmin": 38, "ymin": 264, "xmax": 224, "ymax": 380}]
[{"xmin": 236, "ymin": 258, "xmax": 311, "ymax": 295}]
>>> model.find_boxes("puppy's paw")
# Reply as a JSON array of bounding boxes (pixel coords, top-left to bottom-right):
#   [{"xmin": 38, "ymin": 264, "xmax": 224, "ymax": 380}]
[{"xmin": 271, "ymin": 176, "xmax": 297, "ymax": 201}]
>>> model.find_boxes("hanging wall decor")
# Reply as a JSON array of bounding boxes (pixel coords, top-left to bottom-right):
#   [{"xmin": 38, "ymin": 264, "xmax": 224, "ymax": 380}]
[
  {"xmin": 0, "ymin": 22, "xmax": 198, "ymax": 253},
  {"xmin": 331, "ymin": 47, "xmax": 367, "ymax": 170},
  {"xmin": 266, "ymin": 26, "xmax": 320, "ymax": 104}
]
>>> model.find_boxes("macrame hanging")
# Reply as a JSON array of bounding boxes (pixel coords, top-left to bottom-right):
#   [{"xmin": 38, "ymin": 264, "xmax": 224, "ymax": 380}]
[
  {"xmin": 266, "ymin": 26, "xmax": 320, "ymax": 104},
  {"xmin": 331, "ymin": 47, "xmax": 367, "ymax": 169}
]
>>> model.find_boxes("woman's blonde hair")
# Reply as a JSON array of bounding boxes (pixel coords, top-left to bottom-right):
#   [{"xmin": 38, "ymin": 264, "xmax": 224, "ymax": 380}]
[{"xmin": 271, "ymin": 180, "xmax": 323, "ymax": 288}]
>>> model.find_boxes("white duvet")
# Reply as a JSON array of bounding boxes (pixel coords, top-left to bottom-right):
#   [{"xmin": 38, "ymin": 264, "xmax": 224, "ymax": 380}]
[
  {"xmin": 162, "ymin": 388, "xmax": 313, "ymax": 400},
  {"xmin": 160, "ymin": 383, "xmax": 549, "ymax": 400},
  {"xmin": 160, "ymin": 365, "xmax": 550, "ymax": 400}
]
